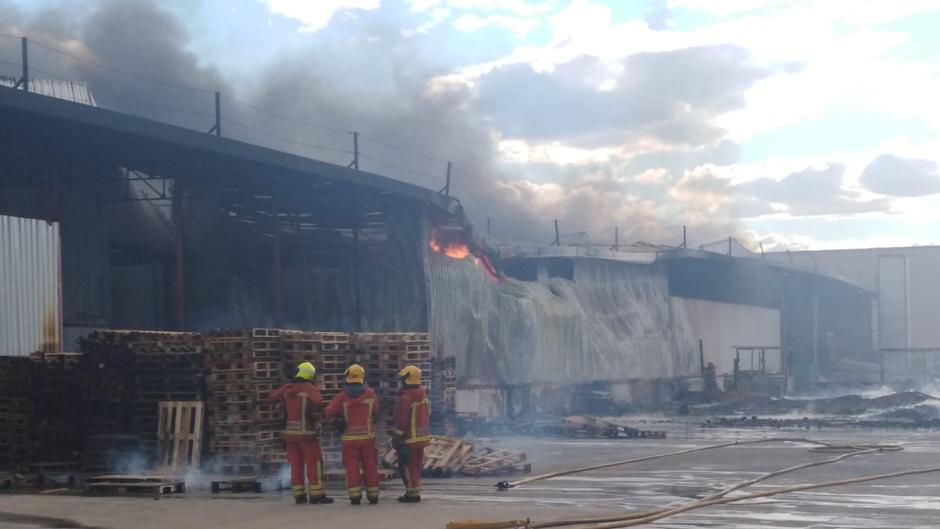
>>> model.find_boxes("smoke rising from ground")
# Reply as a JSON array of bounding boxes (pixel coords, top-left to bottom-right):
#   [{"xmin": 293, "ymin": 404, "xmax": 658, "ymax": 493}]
[{"xmin": 0, "ymin": 0, "xmax": 772, "ymax": 247}]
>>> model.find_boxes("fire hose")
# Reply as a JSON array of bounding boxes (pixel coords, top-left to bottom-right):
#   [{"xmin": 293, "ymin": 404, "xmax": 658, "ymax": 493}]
[
  {"xmin": 449, "ymin": 439, "xmax": 911, "ymax": 529},
  {"xmin": 496, "ymin": 436, "xmax": 837, "ymax": 490}
]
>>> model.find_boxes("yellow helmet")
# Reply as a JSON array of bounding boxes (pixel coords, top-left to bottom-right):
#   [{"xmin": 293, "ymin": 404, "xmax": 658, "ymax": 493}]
[
  {"xmin": 296, "ymin": 361, "xmax": 316, "ymax": 380},
  {"xmin": 398, "ymin": 365, "xmax": 421, "ymax": 385},
  {"xmin": 345, "ymin": 364, "xmax": 365, "ymax": 384}
]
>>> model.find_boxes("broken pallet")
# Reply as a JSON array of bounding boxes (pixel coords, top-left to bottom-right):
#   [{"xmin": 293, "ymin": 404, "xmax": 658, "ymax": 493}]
[{"xmin": 461, "ymin": 449, "xmax": 527, "ymax": 477}]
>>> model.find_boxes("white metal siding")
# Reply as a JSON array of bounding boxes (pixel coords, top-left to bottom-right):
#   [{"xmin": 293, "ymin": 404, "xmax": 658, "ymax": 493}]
[{"xmin": 0, "ymin": 214, "xmax": 62, "ymax": 355}]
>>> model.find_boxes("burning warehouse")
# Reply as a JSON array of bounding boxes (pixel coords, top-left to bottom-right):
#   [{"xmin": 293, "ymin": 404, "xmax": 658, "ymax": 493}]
[{"xmin": 2, "ymin": 84, "xmax": 874, "ymax": 420}]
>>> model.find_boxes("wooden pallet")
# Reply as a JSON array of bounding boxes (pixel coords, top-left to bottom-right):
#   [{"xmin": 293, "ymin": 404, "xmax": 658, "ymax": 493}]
[
  {"xmin": 86, "ymin": 475, "xmax": 185, "ymax": 495},
  {"xmin": 210, "ymin": 476, "xmax": 264, "ymax": 493},
  {"xmin": 156, "ymin": 401, "xmax": 204, "ymax": 471},
  {"xmin": 462, "ymin": 449, "xmax": 527, "ymax": 477}
]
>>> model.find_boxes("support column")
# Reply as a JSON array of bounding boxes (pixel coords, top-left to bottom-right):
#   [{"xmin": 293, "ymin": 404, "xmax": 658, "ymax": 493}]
[
  {"xmin": 273, "ymin": 193, "xmax": 284, "ymax": 328},
  {"xmin": 172, "ymin": 180, "xmax": 186, "ymax": 330}
]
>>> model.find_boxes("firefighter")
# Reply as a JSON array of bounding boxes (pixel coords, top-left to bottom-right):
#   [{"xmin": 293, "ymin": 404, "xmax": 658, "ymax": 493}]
[
  {"xmin": 324, "ymin": 364, "xmax": 381, "ymax": 505},
  {"xmin": 267, "ymin": 361, "xmax": 334, "ymax": 504},
  {"xmin": 391, "ymin": 365, "xmax": 430, "ymax": 503}
]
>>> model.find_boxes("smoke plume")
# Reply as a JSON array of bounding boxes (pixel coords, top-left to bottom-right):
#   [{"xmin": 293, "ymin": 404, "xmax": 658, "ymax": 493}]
[{"xmin": 0, "ymin": 0, "xmax": 757, "ymax": 247}]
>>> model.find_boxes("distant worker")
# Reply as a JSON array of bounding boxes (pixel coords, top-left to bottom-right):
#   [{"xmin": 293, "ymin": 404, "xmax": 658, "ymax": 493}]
[
  {"xmin": 268, "ymin": 361, "xmax": 334, "ymax": 504},
  {"xmin": 325, "ymin": 364, "xmax": 381, "ymax": 504},
  {"xmin": 391, "ymin": 365, "xmax": 430, "ymax": 503}
]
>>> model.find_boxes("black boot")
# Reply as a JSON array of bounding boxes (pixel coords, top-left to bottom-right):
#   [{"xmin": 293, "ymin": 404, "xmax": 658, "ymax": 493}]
[
  {"xmin": 367, "ymin": 496, "xmax": 379, "ymax": 505},
  {"xmin": 397, "ymin": 495, "xmax": 421, "ymax": 503},
  {"xmin": 294, "ymin": 495, "xmax": 308, "ymax": 505},
  {"xmin": 350, "ymin": 497, "xmax": 362, "ymax": 505},
  {"xmin": 310, "ymin": 495, "xmax": 335, "ymax": 504}
]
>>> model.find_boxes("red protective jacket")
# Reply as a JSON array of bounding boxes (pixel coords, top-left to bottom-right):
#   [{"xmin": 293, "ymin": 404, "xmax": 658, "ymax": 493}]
[
  {"xmin": 393, "ymin": 386, "xmax": 430, "ymax": 446},
  {"xmin": 268, "ymin": 381, "xmax": 323, "ymax": 437},
  {"xmin": 325, "ymin": 386, "xmax": 379, "ymax": 441}
]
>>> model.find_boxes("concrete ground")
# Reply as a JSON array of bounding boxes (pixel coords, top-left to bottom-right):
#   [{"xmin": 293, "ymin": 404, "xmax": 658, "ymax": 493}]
[{"xmin": 2, "ymin": 425, "xmax": 939, "ymax": 529}]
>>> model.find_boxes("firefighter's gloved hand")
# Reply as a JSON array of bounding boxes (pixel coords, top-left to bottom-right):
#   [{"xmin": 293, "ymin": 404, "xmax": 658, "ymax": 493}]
[{"xmin": 333, "ymin": 418, "xmax": 346, "ymax": 432}]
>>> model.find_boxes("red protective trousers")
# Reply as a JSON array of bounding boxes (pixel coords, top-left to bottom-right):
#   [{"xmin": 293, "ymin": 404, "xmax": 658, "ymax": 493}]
[
  {"xmin": 342, "ymin": 439, "xmax": 380, "ymax": 501},
  {"xmin": 284, "ymin": 436, "xmax": 325, "ymax": 499},
  {"xmin": 401, "ymin": 445, "xmax": 425, "ymax": 497}
]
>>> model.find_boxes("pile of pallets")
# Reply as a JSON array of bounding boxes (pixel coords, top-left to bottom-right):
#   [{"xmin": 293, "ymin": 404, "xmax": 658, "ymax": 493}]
[
  {"xmin": 77, "ymin": 332, "xmax": 134, "ymax": 449},
  {"xmin": 431, "ymin": 357, "xmax": 457, "ymax": 436},
  {"xmin": 127, "ymin": 331, "xmax": 205, "ymax": 444},
  {"xmin": 29, "ymin": 352, "xmax": 83, "ymax": 463},
  {"xmin": 205, "ymin": 328, "xmax": 285, "ymax": 476},
  {"xmin": 0, "ymin": 357, "xmax": 33, "ymax": 469}
]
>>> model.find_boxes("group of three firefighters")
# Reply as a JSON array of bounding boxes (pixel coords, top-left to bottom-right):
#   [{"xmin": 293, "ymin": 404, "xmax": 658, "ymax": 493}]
[{"xmin": 268, "ymin": 361, "xmax": 430, "ymax": 505}]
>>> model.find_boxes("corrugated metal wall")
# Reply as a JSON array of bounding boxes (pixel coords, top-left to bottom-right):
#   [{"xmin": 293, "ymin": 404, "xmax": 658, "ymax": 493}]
[
  {"xmin": 427, "ymin": 243, "xmax": 699, "ymax": 386},
  {"xmin": 0, "ymin": 214, "xmax": 62, "ymax": 355}
]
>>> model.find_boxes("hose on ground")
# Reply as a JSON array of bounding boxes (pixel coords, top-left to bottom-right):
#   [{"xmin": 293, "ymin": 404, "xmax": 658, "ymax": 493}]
[
  {"xmin": 562, "ymin": 465, "xmax": 940, "ymax": 529},
  {"xmin": 531, "ymin": 445, "xmax": 891, "ymax": 528},
  {"xmin": 497, "ymin": 437, "xmax": 840, "ymax": 490}
]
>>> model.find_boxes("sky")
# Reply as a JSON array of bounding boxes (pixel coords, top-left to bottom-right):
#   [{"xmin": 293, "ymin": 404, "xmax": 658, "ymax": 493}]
[{"xmin": 3, "ymin": 0, "xmax": 940, "ymax": 250}]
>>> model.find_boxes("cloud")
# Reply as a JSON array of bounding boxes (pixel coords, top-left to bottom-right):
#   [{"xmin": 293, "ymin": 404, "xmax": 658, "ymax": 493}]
[
  {"xmin": 475, "ymin": 45, "xmax": 767, "ymax": 148},
  {"xmin": 860, "ymin": 154, "xmax": 940, "ymax": 197},
  {"xmin": 735, "ymin": 164, "xmax": 891, "ymax": 216},
  {"xmin": 260, "ymin": 0, "xmax": 381, "ymax": 33}
]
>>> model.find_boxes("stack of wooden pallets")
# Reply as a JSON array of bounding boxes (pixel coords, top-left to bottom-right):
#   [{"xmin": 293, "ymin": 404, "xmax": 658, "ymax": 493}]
[
  {"xmin": 430, "ymin": 356, "xmax": 457, "ymax": 436},
  {"xmin": 204, "ymin": 328, "xmax": 285, "ymax": 476},
  {"xmin": 77, "ymin": 332, "xmax": 134, "ymax": 441},
  {"xmin": 29, "ymin": 352, "xmax": 83, "ymax": 463},
  {"xmin": 0, "ymin": 357, "xmax": 33, "ymax": 469},
  {"xmin": 126, "ymin": 331, "xmax": 205, "ymax": 448}
]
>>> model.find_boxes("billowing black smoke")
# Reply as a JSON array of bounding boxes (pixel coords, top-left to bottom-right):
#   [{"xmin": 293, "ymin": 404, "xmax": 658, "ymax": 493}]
[{"xmin": 0, "ymin": 0, "xmax": 748, "ymax": 247}]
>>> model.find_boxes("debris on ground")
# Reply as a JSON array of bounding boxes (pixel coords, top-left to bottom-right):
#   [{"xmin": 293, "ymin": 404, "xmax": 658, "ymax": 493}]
[
  {"xmin": 557, "ymin": 416, "xmax": 667, "ymax": 439},
  {"xmin": 462, "ymin": 449, "xmax": 530, "ymax": 477},
  {"xmin": 381, "ymin": 435, "xmax": 528, "ymax": 477}
]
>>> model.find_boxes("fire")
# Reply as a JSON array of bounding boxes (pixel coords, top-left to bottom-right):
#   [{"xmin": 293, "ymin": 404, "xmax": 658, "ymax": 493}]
[
  {"xmin": 429, "ymin": 227, "xmax": 500, "ymax": 283},
  {"xmin": 429, "ymin": 235, "xmax": 472, "ymax": 259}
]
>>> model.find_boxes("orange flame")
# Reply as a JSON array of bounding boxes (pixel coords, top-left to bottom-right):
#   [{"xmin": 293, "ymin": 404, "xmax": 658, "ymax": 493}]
[
  {"xmin": 429, "ymin": 227, "xmax": 500, "ymax": 283},
  {"xmin": 429, "ymin": 228, "xmax": 472, "ymax": 259}
]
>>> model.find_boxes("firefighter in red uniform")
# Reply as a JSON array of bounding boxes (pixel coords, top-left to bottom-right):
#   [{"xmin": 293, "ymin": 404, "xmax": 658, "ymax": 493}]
[
  {"xmin": 324, "ymin": 364, "xmax": 381, "ymax": 504},
  {"xmin": 391, "ymin": 365, "xmax": 430, "ymax": 503},
  {"xmin": 268, "ymin": 361, "xmax": 334, "ymax": 504}
]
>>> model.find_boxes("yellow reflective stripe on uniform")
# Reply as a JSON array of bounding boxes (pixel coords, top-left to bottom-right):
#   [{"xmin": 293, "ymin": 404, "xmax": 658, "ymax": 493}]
[
  {"xmin": 341, "ymin": 433, "xmax": 375, "ymax": 441},
  {"xmin": 391, "ymin": 428, "xmax": 404, "ymax": 436},
  {"xmin": 406, "ymin": 398, "xmax": 430, "ymax": 443},
  {"xmin": 282, "ymin": 430, "xmax": 318, "ymax": 436},
  {"xmin": 339, "ymin": 397, "xmax": 376, "ymax": 440}
]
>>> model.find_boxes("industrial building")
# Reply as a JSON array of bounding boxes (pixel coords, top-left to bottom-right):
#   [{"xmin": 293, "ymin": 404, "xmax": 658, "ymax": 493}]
[{"xmin": 1, "ymin": 83, "xmax": 879, "ymax": 420}]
